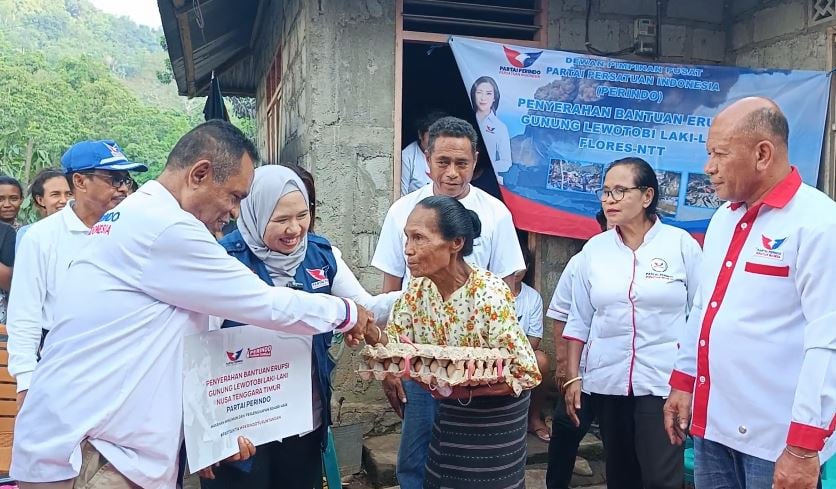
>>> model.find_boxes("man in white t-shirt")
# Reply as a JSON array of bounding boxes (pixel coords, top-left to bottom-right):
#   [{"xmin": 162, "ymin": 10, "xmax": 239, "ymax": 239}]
[
  {"xmin": 400, "ymin": 111, "xmax": 446, "ymax": 197},
  {"xmin": 372, "ymin": 116, "xmax": 525, "ymax": 489}
]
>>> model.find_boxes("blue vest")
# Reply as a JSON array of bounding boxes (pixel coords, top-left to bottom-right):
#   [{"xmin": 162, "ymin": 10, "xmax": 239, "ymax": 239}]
[{"xmin": 218, "ymin": 230, "xmax": 338, "ymax": 448}]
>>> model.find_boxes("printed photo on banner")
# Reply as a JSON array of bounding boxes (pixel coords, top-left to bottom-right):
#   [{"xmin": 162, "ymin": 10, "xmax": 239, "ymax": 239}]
[
  {"xmin": 449, "ymin": 36, "xmax": 830, "ymax": 239},
  {"xmin": 685, "ymin": 173, "xmax": 722, "ymax": 209},
  {"xmin": 655, "ymin": 170, "xmax": 682, "ymax": 217},
  {"xmin": 182, "ymin": 325, "xmax": 314, "ymax": 472}
]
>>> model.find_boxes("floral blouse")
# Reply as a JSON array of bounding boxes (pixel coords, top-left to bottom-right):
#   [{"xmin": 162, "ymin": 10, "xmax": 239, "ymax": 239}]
[{"xmin": 385, "ymin": 267, "xmax": 541, "ymax": 394}]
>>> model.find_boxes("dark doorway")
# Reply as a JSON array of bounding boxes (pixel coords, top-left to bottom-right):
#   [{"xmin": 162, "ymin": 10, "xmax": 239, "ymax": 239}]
[{"xmin": 401, "ymin": 41, "xmax": 528, "ymax": 248}]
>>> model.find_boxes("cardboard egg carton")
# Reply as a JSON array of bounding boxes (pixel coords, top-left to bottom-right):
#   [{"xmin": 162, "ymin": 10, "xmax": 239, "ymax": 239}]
[{"xmin": 357, "ymin": 342, "xmax": 514, "ymax": 387}]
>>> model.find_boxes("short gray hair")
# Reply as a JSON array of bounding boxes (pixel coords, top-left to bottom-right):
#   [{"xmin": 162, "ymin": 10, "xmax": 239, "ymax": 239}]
[{"xmin": 165, "ymin": 120, "xmax": 260, "ymax": 182}]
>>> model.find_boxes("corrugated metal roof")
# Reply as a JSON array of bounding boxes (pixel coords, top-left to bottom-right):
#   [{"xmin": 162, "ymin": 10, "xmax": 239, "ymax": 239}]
[{"xmin": 157, "ymin": 0, "xmax": 262, "ymax": 97}]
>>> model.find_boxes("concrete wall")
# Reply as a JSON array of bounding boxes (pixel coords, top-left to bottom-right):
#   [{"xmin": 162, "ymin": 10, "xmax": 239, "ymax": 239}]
[
  {"xmin": 253, "ymin": 0, "xmax": 400, "ymax": 433},
  {"xmin": 729, "ymin": 0, "xmax": 834, "ymax": 70}
]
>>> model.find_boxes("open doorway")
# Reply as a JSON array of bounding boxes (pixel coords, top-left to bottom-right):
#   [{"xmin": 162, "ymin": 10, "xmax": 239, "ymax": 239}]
[
  {"xmin": 400, "ymin": 41, "xmax": 527, "ymax": 246},
  {"xmin": 401, "ymin": 41, "xmax": 502, "ymax": 200}
]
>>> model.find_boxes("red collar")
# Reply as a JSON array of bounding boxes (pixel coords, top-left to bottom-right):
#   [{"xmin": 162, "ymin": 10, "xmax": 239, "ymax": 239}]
[{"xmin": 729, "ymin": 167, "xmax": 801, "ymax": 211}]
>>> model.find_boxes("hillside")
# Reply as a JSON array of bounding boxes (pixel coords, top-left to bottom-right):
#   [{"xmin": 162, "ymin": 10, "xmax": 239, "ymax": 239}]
[{"xmin": 0, "ymin": 0, "xmax": 253, "ymax": 221}]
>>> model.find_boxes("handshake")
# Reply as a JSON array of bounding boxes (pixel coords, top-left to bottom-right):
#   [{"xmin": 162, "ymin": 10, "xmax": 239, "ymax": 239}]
[{"xmin": 343, "ymin": 304, "xmax": 387, "ymax": 347}]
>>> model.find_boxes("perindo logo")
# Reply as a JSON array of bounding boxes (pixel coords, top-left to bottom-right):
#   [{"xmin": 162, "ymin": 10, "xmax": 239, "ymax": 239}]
[
  {"xmin": 247, "ymin": 345, "xmax": 273, "ymax": 359},
  {"xmin": 500, "ymin": 46, "xmax": 543, "ymax": 78},
  {"xmin": 225, "ymin": 348, "xmax": 244, "ymax": 365}
]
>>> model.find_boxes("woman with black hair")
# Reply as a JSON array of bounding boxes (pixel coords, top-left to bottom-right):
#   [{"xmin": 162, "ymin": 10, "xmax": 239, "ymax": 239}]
[
  {"xmin": 562, "ymin": 157, "xmax": 702, "ymax": 489},
  {"xmin": 0, "ymin": 175, "xmax": 24, "ymax": 230},
  {"xmin": 470, "ymin": 76, "xmax": 512, "ymax": 183},
  {"xmin": 364, "ymin": 195, "xmax": 541, "ymax": 489}
]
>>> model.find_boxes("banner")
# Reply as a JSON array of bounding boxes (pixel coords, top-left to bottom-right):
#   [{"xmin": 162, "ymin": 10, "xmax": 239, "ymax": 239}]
[
  {"xmin": 183, "ymin": 325, "xmax": 313, "ymax": 471},
  {"xmin": 449, "ymin": 36, "xmax": 830, "ymax": 239}
]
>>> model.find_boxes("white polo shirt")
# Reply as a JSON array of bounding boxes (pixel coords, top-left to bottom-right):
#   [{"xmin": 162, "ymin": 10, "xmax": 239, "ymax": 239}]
[
  {"xmin": 400, "ymin": 141, "xmax": 431, "ymax": 196},
  {"xmin": 564, "ymin": 220, "xmax": 702, "ymax": 397},
  {"xmin": 371, "ymin": 184, "xmax": 525, "ymax": 286},
  {"xmin": 546, "ymin": 254, "xmax": 580, "ymax": 324},
  {"xmin": 7, "ymin": 202, "xmax": 90, "ymax": 392},
  {"xmin": 670, "ymin": 168, "xmax": 836, "ymax": 462},
  {"xmin": 515, "ymin": 283, "xmax": 543, "ymax": 338},
  {"xmin": 477, "ymin": 112, "xmax": 512, "ymax": 176},
  {"xmin": 11, "ymin": 181, "xmax": 358, "ymax": 488}
]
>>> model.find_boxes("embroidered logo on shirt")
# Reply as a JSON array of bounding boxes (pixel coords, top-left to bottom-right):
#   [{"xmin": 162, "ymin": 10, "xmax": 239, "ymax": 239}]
[
  {"xmin": 650, "ymin": 258, "xmax": 668, "ymax": 273},
  {"xmin": 306, "ymin": 267, "xmax": 330, "ymax": 289},
  {"xmin": 755, "ymin": 234, "xmax": 787, "ymax": 261},
  {"xmin": 485, "ymin": 125, "xmax": 496, "ymax": 134}
]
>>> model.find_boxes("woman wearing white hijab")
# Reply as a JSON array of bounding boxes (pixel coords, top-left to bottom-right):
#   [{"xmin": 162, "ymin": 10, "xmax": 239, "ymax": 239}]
[{"xmin": 201, "ymin": 165, "xmax": 398, "ymax": 489}]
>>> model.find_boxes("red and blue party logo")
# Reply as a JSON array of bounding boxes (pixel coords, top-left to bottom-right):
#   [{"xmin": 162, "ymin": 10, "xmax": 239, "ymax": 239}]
[
  {"xmin": 761, "ymin": 235, "xmax": 786, "ymax": 251},
  {"xmin": 226, "ymin": 349, "xmax": 243, "ymax": 363},
  {"xmin": 503, "ymin": 46, "xmax": 542, "ymax": 68},
  {"xmin": 306, "ymin": 267, "xmax": 330, "ymax": 290}
]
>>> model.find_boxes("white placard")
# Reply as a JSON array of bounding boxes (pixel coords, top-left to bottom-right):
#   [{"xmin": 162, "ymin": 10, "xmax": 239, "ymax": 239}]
[{"xmin": 182, "ymin": 325, "xmax": 313, "ymax": 471}]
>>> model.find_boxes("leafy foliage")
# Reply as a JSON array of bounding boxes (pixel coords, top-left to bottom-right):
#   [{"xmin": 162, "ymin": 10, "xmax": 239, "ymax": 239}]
[{"xmin": 0, "ymin": 0, "xmax": 256, "ymax": 223}]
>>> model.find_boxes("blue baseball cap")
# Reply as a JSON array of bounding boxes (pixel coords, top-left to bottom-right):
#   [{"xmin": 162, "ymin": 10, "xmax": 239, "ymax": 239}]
[{"xmin": 60, "ymin": 140, "xmax": 148, "ymax": 173}]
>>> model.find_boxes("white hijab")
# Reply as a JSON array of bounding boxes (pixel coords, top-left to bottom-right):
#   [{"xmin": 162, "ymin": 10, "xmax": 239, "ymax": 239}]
[{"xmin": 237, "ymin": 165, "xmax": 309, "ymax": 286}]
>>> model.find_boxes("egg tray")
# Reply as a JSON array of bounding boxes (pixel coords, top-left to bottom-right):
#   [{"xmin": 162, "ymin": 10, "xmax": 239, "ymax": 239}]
[{"xmin": 357, "ymin": 342, "xmax": 515, "ymax": 387}]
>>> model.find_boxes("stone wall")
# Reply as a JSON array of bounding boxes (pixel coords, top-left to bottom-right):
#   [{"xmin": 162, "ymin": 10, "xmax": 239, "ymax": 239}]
[{"xmin": 729, "ymin": 0, "xmax": 834, "ymax": 70}]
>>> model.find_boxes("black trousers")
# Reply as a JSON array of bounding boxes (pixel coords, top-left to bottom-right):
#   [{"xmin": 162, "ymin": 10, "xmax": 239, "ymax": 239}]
[
  {"xmin": 546, "ymin": 392, "xmax": 595, "ymax": 489},
  {"xmin": 591, "ymin": 394, "xmax": 683, "ymax": 489},
  {"xmin": 200, "ymin": 428, "xmax": 324, "ymax": 489}
]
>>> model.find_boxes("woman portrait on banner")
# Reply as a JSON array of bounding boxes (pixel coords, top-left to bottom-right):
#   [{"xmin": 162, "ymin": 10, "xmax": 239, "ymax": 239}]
[
  {"xmin": 200, "ymin": 165, "xmax": 399, "ymax": 489},
  {"xmin": 363, "ymin": 195, "xmax": 541, "ymax": 489},
  {"xmin": 562, "ymin": 157, "xmax": 702, "ymax": 489},
  {"xmin": 470, "ymin": 76, "xmax": 512, "ymax": 184}
]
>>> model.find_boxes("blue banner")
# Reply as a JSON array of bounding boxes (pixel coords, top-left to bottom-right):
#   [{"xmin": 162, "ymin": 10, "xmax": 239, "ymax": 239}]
[{"xmin": 449, "ymin": 36, "xmax": 830, "ymax": 240}]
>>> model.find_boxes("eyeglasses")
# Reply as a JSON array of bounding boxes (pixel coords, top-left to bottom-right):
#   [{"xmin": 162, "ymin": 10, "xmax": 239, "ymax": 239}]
[
  {"xmin": 85, "ymin": 172, "xmax": 135, "ymax": 190},
  {"xmin": 594, "ymin": 186, "xmax": 647, "ymax": 202}
]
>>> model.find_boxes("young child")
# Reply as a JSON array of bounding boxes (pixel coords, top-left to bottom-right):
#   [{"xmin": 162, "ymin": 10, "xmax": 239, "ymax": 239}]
[{"xmin": 512, "ymin": 244, "xmax": 550, "ymax": 442}]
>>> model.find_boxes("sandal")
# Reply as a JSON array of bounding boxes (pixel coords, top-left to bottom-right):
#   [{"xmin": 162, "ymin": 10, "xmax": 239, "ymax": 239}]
[{"xmin": 529, "ymin": 427, "xmax": 551, "ymax": 442}]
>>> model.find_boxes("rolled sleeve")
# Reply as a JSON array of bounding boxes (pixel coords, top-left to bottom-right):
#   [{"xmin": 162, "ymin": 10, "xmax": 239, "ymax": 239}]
[
  {"xmin": 562, "ymin": 251, "xmax": 593, "ymax": 344},
  {"xmin": 787, "ymin": 219, "xmax": 836, "ymax": 451},
  {"xmin": 546, "ymin": 256, "xmax": 577, "ymax": 322}
]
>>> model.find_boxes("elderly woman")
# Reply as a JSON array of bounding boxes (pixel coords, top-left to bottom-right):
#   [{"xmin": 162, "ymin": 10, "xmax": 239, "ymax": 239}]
[
  {"xmin": 364, "ymin": 195, "xmax": 541, "ymax": 489},
  {"xmin": 201, "ymin": 165, "xmax": 398, "ymax": 489},
  {"xmin": 563, "ymin": 157, "xmax": 701, "ymax": 489}
]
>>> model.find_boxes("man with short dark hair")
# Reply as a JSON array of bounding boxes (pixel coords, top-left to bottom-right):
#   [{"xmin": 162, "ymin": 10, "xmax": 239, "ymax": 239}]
[
  {"xmin": 11, "ymin": 121, "xmax": 372, "ymax": 488},
  {"xmin": 664, "ymin": 97, "xmax": 836, "ymax": 489},
  {"xmin": 8, "ymin": 140, "xmax": 147, "ymax": 409},
  {"xmin": 372, "ymin": 116, "xmax": 525, "ymax": 489}
]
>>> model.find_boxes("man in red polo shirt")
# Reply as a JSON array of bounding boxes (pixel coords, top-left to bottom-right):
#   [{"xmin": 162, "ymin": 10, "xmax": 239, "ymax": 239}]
[{"xmin": 664, "ymin": 97, "xmax": 836, "ymax": 489}]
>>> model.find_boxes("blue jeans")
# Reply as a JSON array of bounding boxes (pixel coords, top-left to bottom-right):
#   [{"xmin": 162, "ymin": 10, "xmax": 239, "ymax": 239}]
[
  {"xmin": 396, "ymin": 379, "xmax": 439, "ymax": 489},
  {"xmin": 694, "ymin": 437, "xmax": 822, "ymax": 489}
]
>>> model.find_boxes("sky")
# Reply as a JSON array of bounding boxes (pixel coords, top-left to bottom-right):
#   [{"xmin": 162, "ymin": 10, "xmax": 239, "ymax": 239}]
[{"xmin": 89, "ymin": 0, "xmax": 162, "ymax": 28}]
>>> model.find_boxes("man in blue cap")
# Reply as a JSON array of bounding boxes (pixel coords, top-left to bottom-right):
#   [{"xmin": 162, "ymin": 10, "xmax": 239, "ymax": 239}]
[{"xmin": 7, "ymin": 140, "xmax": 147, "ymax": 409}]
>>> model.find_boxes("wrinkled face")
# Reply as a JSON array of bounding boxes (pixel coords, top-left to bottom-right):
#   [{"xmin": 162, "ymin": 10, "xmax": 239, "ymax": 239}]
[
  {"xmin": 36, "ymin": 176, "xmax": 72, "ymax": 216},
  {"xmin": 74, "ymin": 170, "xmax": 132, "ymax": 216},
  {"xmin": 600, "ymin": 165, "xmax": 653, "ymax": 226},
  {"xmin": 403, "ymin": 206, "xmax": 461, "ymax": 278},
  {"xmin": 705, "ymin": 119, "xmax": 758, "ymax": 203},
  {"xmin": 427, "ymin": 136, "xmax": 477, "ymax": 199},
  {"xmin": 474, "ymin": 82, "xmax": 495, "ymax": 113},
  {"xmin": 0, "ymin": 184, "xmax": 22, "ymax": 222},
  {"xmin": 185, "ymin": 154, "xmax": 255, "ymax": 234},
  {"xmin": 263, "ymin": 190, "xmax": 310, "ymax": 254}
]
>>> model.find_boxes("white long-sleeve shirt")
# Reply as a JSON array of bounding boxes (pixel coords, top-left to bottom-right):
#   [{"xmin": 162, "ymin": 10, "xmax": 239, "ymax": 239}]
[
  {"xmin": 6, "ymin": 202, "xmax": 90, "ymax": 392},
  {"xmin": 400, "ymin": 141, "xmax": 431, "ymax": 197},
  {"xmin": 371, "ymin": 184, "xmax": 525, "ymax": 286},
  {"xmin": 11, "ymin": 181, "xmax": 359, "ymax": 488},
  {"xmin": 669, "ymin": 168, "xmax": 836, "ymax": 462},
  {"xmin": 331, "ymin": 246, "xmax": 400, "ymax": 324},
  {"xmin": 564, "ymin": 220, "xmax": 701, "ymax": 397}
]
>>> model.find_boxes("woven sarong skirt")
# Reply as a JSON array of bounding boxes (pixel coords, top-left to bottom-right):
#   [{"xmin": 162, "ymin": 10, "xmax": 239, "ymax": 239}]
[{"xmin": 424, "ymin": 391, "xmax": 531, "ymax": 489}]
